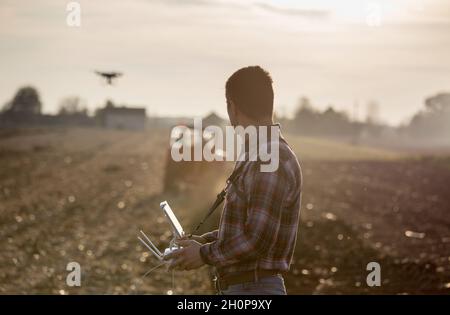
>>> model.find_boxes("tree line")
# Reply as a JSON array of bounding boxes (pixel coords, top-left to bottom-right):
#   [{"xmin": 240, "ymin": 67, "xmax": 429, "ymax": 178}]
[{"xmin": 1, "ymin": 86, "xmax": 449, "ymax": 141}]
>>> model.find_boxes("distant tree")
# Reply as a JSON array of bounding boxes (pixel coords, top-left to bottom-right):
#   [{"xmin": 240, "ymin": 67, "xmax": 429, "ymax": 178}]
[
  {"xmin": 294, "ymin": 97, "xmax": 314, "ymax": 117},
  {"xmin": 407, "ymin": 92, "xmax": 450, "ymax": 138},
  {"xmin": 424, "ymin": 93, "xmax": 450, "ymax": 113},
  {"xmin": 365, "ymin": 101, "xmax": 380, "ymax": 125},
  {"xmin": 292, "ymin": 97, "xmax": 355, "ymax": 136},
  {"xmin": 1, "ymin": 101, "xmax": 12, "ymax": 113},
  {"xmin": 322, "ymin": 106, "xmax": 356, "ymax": 136},
  {"xmin": 291, "ymin": 97, "xmax": 319, "ymax": 134},
  {"xmin": 323, "ymin": 106, "xmax": 349, "ymax": 122},
  {"xmin": 105, "ymin": 99, "xmax": 115, "ymax": 109},
  {"xmin": 7, "ymin": 86, "xmax": 42, "ymax": 115},
  {"xmin": 58, "ymin": 97, "xmax": 87, "ymax": 116}
]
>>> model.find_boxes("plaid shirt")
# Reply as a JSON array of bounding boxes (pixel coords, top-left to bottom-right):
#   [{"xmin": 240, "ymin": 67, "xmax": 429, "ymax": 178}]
[{"xmin": 199, "ymin": 133, "xmax": 302, "ymax": 277}]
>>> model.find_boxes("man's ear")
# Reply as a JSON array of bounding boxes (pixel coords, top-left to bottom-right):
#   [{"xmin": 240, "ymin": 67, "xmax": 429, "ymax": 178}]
[{"xmin": 228, "ymin": 100, "xmax": 235, "ymax": 115}]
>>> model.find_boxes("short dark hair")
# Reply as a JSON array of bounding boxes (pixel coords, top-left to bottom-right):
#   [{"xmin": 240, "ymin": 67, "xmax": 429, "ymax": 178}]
[{"xmin": 225, "ymin": 66, "xmax": 274, "ymax": 120}]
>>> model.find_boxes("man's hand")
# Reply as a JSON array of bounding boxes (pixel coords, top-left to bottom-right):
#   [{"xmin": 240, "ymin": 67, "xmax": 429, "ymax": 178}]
[{"xmin": 164, "ymin": 239, "xmax": 205, "ymax": 271}]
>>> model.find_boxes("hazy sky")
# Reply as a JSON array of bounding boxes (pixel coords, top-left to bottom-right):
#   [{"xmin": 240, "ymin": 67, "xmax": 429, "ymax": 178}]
[{"xmin": 1, "ymin": 0, "xmax": 449, "ymax": 125}]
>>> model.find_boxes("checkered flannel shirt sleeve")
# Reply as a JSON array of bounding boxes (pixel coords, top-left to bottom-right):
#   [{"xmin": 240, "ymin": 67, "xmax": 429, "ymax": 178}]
[
  {"xmin": 200, "ymin": 230, "xmax": 218, "ymax": 243},
  {"xmin": 200, "ymin": 164, "xmax": 286, "ymax": 267}
]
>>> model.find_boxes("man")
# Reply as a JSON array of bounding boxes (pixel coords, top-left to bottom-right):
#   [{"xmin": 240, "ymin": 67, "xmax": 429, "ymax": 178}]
[{"xmin": 164, "ymin": 66, "xmax": 302, "ymax": 295}]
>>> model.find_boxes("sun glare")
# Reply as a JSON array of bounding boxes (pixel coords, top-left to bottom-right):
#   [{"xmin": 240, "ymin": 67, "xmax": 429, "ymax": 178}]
[{"xmin": 264, "ymin": 0, "xmax": 419, "ymax": 24}]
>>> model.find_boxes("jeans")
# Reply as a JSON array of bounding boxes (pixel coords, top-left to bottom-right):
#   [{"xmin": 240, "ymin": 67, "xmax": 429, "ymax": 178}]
[{"xmin": 220, "ymin": 274, "xmax": 287, "ymax": 295}]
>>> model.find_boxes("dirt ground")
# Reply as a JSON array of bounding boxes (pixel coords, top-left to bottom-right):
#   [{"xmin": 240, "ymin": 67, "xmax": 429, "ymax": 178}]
[{"xmin": 0, "ymin": 127, "xmax": 449, "ymax": 294}]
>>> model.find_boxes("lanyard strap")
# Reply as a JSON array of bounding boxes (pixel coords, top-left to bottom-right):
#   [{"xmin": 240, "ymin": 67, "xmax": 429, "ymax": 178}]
[{"xmin": 189, "ymin": 162, "xmax": 246, "ymax": 236}]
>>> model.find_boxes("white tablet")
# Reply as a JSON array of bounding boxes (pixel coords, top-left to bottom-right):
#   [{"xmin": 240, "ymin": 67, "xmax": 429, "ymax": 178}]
[{"xmin": 160, "ymin": 201, "xmax": 185, "ymax": 238}]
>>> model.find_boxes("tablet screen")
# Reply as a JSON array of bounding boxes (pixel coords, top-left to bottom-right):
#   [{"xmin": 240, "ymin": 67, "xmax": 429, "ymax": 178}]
[{"xmin": 160, "ymin": 201, "xmax": 185, "ymax": 238}]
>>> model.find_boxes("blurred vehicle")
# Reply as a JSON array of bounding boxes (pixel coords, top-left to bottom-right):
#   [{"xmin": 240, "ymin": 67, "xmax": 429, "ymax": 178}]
[{"xmin": 163, "ymin": 124, "xmax": 228, "ymax": 193}]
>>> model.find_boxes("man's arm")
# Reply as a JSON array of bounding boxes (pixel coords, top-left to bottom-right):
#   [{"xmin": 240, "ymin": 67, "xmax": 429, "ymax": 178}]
[
  {"xmin": 200, "ymin": 166, "xmax": 286, "ymax": 267},
  {"xmin": 200, "ymin": 230, "xmax": 219, "ymax": 243}
]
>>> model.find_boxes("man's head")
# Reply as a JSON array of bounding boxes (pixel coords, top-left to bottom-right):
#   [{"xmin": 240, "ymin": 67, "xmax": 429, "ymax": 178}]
[{"xmin": 226, "ymin": 66, "xmax": 274, "ymax": 126}]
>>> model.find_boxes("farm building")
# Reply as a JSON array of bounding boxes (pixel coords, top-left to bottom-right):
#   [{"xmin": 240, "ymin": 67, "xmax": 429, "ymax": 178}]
[
  {"xmin": 202, "ymin": 111, "xmax": 227, "ymax": 128},
  {"xmin": 97, "ymin": 104, "xmax": 146, "ymax": 130}
]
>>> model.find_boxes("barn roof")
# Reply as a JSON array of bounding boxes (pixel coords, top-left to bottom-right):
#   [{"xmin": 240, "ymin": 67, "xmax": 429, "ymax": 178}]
[{"xmin": 203, "ymin": 111, "xmax": 226, "ymax": 127}]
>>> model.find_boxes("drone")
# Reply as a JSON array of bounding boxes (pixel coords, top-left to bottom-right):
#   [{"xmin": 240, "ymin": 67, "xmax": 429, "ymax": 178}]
[{"xmin": 94, "ymin": 71, "xmax": 123, "ymax": 85}]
